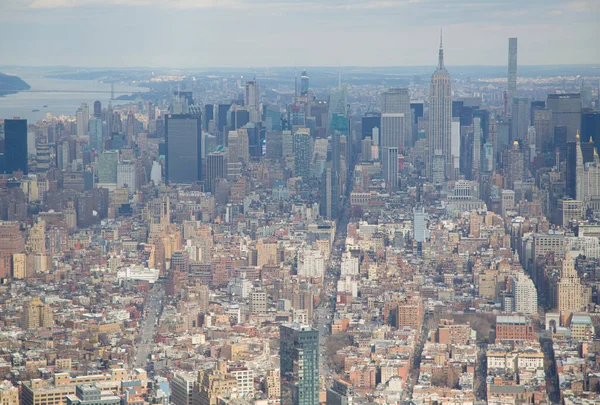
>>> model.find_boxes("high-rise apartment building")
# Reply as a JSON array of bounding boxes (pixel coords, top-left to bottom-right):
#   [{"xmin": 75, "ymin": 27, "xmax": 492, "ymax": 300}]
[
  {"xmin": 429, "ymin": 34, "xmax": 453, "ymax": 181},
  {"xmin": 2, "ymin": 118, "xmax": 28, "ymax": 175},
  {"xmin": 510, "ymin": 273, "xmax": 538, "ymax": 315},
  {"xmin": 507, "ymin": 38, "xmax": 518, "ymax": 115},
  {"xmin": 165, "ymin": 114, "xmax": 202, "ymax": 184},
  {"xmin": 280, "ymin": 324, "xmax": 319, "ymax": 405},
  {"xmin": 22, "ymin": 297, "xmax": 53, "ymax": 329},
  {"xmin": 300, "ymin": 71, "xmax": 309, "ymax": 96}
]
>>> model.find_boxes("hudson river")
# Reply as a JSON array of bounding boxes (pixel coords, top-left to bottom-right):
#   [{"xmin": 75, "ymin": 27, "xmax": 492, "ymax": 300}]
[{"xmin": 0, "ymin": 67, "xmax": 147, "ymax": 123}]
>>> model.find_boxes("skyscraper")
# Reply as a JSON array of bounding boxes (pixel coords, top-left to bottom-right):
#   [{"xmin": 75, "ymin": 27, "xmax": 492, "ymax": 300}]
[
  {"xmin": 505, "ymin": 141, "xmax": 524, "ymax": 189},
  {"xmin": 361, "ymin": 113, "xmax": 381, "ymax": 140},
  {"xmin": 582, "ymin": 110, "xmax": 600, "ymax": 145},
  {"xmin": 381, "ymin": 88, "xmax": 412, "ymax": 151},
  {"xmin": 381, "ymin": 88, "xmax": 411, "ymax": 150},
  {"xmin": 472, "ymin": 117, "xmax": 482, "ymax": 179},
  {"xmin": 511, "ymin": 97, "xmax": 530, "ymax": 141},
  {"xmin": 88, "ymin": 117, "xmax": 103, "ymax": 152},
  {"xmin": 380, "ymin": 113, "xmax": 405, "ymax": 151},
  {"xmin": 507, "ymin": 38, "xmax": 518, "ymax": 115},
  {"xmin": 280, "ymin": 324, "xmax": 319, "ymax": 405},
  {"xmin": 2, "ymin": 118, "xmax": 28, "ymax": 175},
  {"xmin": 93, "ymin": 100, "xmax": 102, "ymax": 118},
  {"xmin": 547, "ymin": 93, "xmax": 582, "ymax": 142},
  {"xmin": 300, "ymin": 71, "xmax": 309, "ymax": 96},
  {"xmin": 413, "ymin": 206, "xmax": 427, "ymax": 243},
  {"xmin": 245, "ymin": 80, "xmax": 260, "ymax": 123},
  {"xmin": 165, "ymin": 114, "xmax": 202, "ymax": 184},
  {"xmin": 205, "ymin": 149, "xmax": 227, "ymax": 193},
  {"xmin": 204, "ymin": 104, "xmax": 214, "ymax": 132},
  {"xmin": 117, "ymin": 160, "xmax": 137, "ymax": 195},
  {"xmin": 293, "ymin": 128, "xmax": 311, "ymax": 180},
  {"xmin": 429, "ymin": 33, "xmax": 453, "ymax": 182},
  {"xmin": 533, "ymin": 108, "xmax": 553, "ymax": 153},
  {"xmin": 98, "ymin": 150, "xmax": 118, "ymax": 184},
  {"xmin": 382, "ymin": 146, "xmax": 398, "ymax": 192}
]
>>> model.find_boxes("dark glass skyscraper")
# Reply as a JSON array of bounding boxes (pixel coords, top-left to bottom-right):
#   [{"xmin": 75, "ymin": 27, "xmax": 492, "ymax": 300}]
[
  {"xmin": 2, "ymin": 119, "xmax": 28, "ymax": 175},
  {"xmin": 361, "ymin": 113, "xmax": 380, "ymax": 140},
  {"xmin": 280, "ymin": 324, "xmax": 319, "ymax": 405},
  {"xmin": 204, "ymin": 104, "xmax": 214, "ymax": 131},
  {"xmin": 582, "ymin": 110, "xmax": 600, "ymax": 145},
  {"xmin": 165, "ymin": 114, "xmax": 202, "ymax": 184},
  {"xmin": 93, "ymin": 100, "xmax": 102, "ymax": 118}
]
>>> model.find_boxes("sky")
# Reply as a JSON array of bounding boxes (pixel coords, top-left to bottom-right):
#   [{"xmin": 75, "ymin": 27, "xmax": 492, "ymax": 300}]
[{"xmin": 1, "ymin": 0, "xmax": 599, "ymax": 68}]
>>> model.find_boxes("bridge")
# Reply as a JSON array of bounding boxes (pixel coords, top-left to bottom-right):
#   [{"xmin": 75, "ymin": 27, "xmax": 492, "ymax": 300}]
[
  {"xmin": 4, "ymin": 90, "xmax": 139, "ymax": 94},
  {"xmin": 0, "ymin": 82, "xmax": 145, "ymax": 98}
]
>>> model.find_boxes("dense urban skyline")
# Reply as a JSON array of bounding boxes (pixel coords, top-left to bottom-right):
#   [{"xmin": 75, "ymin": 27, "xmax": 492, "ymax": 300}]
[
  {"xmin": 1, "ymin": 2, "xmax": 600, "ymax": 404},
  {"xmin": 1, "ymin": 0, "xmax": 599, "ymax": 67}
]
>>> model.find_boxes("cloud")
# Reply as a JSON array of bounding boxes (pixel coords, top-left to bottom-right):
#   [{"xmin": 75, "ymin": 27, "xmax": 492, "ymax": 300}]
[
  {"xmin": 24, "ymin": 0, "xmax": 447, "ymax": 11},
  {"xmin": 28, "ymin": 0, "xmax": 240, "ymax": 9}
]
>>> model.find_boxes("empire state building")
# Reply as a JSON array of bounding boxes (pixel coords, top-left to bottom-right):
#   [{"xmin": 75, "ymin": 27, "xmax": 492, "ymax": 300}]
[{"xmin": 429, "ymin": 32, "xmax": 453, "ymax": 183}]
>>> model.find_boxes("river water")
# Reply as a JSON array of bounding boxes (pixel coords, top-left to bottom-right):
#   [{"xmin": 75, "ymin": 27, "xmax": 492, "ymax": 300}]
[{"xmin": 0, "ymin": 67, "xmax": 148, "ymax": 123}]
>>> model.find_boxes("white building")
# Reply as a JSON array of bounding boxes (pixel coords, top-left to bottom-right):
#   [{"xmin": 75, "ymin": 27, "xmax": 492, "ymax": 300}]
[
  {"xmin": 337, "ymin": 275, "xmax": 358, "ymax": 298},
  {"xmin": 228, "ymin": 276, "xmax": 253, "ymax": 299},
  {"xmin": 229, "ymin": 367, "xmax": 254, "ymax": 396},
  {"xmin": 298, "ymin": 248, "xmax": 325, "ymax": 278},
  {"xmin": 117, "ymin": 160, "xmax": 137, "ymax": 195},
  {"xmin": 511, "ymin": 272, "xmax": 538, "ymax": 315},
  {"xmin": 340, "ymin": 251, "xmax": 359, "ymax": 276},
  {"xmin": 116, "ymin": 265, "xmax": 160, "ymax": 284},
  {"xmin": 150, "ymin": 161, "xmax": 162, "ymax": 185}
]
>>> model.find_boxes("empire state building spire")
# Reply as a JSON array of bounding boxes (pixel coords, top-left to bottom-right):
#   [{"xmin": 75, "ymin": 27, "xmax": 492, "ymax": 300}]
[
  {"xmin": 429, "ymin": 30, "xmax": 452, "ymax": 183},
  {"xmin": 438, "ymin": 29, "xmax": 444, "ymax": 70}
]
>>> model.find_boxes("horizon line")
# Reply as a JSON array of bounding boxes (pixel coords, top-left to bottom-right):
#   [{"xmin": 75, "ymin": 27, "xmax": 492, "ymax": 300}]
[{"xmin": 2, "ymin": 64, "xmax": 600, "ymax": 70}]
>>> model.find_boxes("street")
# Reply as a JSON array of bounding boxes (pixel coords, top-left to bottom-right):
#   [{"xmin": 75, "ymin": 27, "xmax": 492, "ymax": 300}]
[
  {"xmin": 132, "ymin": 282, "xmax": 164, "ymax": 369},
  {"xmin": 314, "ymin": 178, "xmax": 352, "ymax": 385}
]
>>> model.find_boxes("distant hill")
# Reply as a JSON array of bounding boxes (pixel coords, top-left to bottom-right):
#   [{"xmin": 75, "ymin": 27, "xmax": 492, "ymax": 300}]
[{"xmin": 0, "ymin": 72, "xmax": 31, "ymax": 96}]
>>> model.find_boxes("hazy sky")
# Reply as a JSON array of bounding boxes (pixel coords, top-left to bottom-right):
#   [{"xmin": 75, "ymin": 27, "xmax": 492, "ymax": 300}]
[{"xmin": 2, "ymin": 0, "xmax": 599, "ymax": 68}]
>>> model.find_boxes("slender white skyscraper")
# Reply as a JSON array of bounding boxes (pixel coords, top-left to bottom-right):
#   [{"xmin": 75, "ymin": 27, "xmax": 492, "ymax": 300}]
[
  {"xmin": 508, "ymin": 38, "xmax": 518, "ymax": 116},
  {"xmin": 245, "ymin": 80, "xmax": 260, "ymax": 123},
  {"xmin": 429, "ymin": 31, "xmax": 453, "ymax": 182}
]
